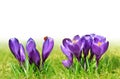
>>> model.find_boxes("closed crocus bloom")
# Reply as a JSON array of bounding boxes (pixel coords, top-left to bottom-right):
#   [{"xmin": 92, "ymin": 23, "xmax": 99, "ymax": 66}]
[
  {"xmin": 91, "ymin": 35, "xmax": 109, "ymax": 67},
  {"xmin": 81, "ymin": 35, "xmax": 92, "ymax": 58},
  {"xmin": 80, "ymin": 35, "xmax": 92, "ymax": 69},
  {"xmin": 42, "ymin": 36, "xmax": 54, "ymax": 65},
  {"xmin": 67, "ymin": 35, "xmax": 84, "ymax": 61},
  {"xmin": 61, "ymin": 38, "xmax": 73, "ymax": 68},
  {"xmin": 9, "ymin": 38, "xmax": 25, "ymax": 65},
  {"xmin": 26, "ymin": 38, "xmax": 40, "ymax": 67}
]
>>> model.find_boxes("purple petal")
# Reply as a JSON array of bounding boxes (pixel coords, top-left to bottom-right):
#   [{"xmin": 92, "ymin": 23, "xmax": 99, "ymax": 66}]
[
  {"xmin": 73, "ymin": 35, "xmax": 80, "ymax": 41},
  {"xmin": 26, "ymin": 38, "xmax": 36, "ymax": 54},
  {"xmin": 68, "ymin": 44, "xmax": 80, "ymax": 54},
  {"xmin": 32, "ymin": 49, "xmax": 40, "ymax": 66},
  {"xmin": 92, "ymin": 41, "xmax": 109, "ymax": 56},
  {"xmin": 19, "ymin": 44, "xmax": 26, "ymax": 63},
  {"xmin": 94, "ymin": 35, "xmax": 106, "ymax": 43},
  {"xmin": 9, "ymin": 38, "xmax": 20, "ymax": 59},
  {"xmin": 82, "ymin": 35, "xmax": 91, "ymax": 40},
  {"xmin": 101, "ymin": 41, "xmax": 109, "ymax": 54},
  {"xmin": 78, "ymin": 39, "xmax": 85, "ymax": 50},
  {"xmin": 81, "ymin": 35, "xmax": 92, "ymax": 49},
  {"xmin": 62, "ymin": 60, "xmax": 72, "ymax": 68},
  {"xmin": 42, "ymin": 37, "xmax": 54, "ymax": 64},
  {"xmin": 68, "ymin": 43, "xmax": 82, "ymax": 61},
  {"xmin": 83, "ymin": 48, "xmax": 89, "ymax": 57},
  {"xmin": 91, "ymin": 43, "xmax": 101, "ymax": 55},
  {"xmin": 61, "ymin": 45, "xmax": 73, "ymax": 61},
  {"xmin": 90, "ymin": 33, "xmax": 96, "ymax": 37},
  {"xmin": 63, "ymin": 38, "xmax": 72, "ymax": 48}
]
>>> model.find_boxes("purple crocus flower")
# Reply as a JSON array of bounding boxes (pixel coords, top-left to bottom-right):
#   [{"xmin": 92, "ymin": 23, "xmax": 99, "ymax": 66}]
[
  {"xmin": 61, "ymin": 38, "xmax": 73, "ymax": 68},
  {"xmin": 91, "ymin": 35, "xmax": 109, "ymax": 67},
  {"xmin": 81, "ymin": 35, "xmax": 93, "ymax": 59},
  {"xmin": 67, "ymin": 35, "xmax": 84, "ymax": 61},
  {"xmin": 26, "ymin": 38, "xmax": 40, "ymax": 67},
  {"xmin": 61, "ymin": 35, "xmax": 84, "ymax": 68},
  {"xmin": 81, "ymin": 34, "xmax": 96, "ymax": 61},
  {"xmin": 80, "ymin": 34, "xmax": 93, "ymax": 69},
  {"xmin": 42, "ymin": 36, "xmax": 54, "ymax": 65},
  {"xmin": 9, "ymin": 38, "xmax": 26, "ymax": 65}
]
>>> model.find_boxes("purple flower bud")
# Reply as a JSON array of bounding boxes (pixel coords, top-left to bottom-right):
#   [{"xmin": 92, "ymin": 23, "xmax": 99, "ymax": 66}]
[
  {"xmin": 42, "ymin": 36, "xmax": 54, "ymax": 65},
  {"xmin": 26, "ymin": 38, "xmax": 40, "ymax": 67},
  {"xmin": 81, "ymin": 35, "xmax": 93, "ymax": 58},
  {"xmin": 9, "ymin": 38, "xmax": 25, "ymax": 64},
  {"xmin": 80, "ymin": 34, "xmax": 93, "ymax": 69}
]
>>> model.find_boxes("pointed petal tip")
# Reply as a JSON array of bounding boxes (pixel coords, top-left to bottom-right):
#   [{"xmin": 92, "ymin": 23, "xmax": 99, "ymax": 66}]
[
  {"xmin": 28, "ymin": 37, "xmax": 34, "ymax": 42},
  {"xmin": 73, "ymin": 35, "xmax": 80, "ymax": 40},
  {"xmin": 26, "ymin": 38, "xmax": 36, "ymax": 53},
  {"xmin": 62, "ymin": 60, "xmax": 72, "ymax": 68}
]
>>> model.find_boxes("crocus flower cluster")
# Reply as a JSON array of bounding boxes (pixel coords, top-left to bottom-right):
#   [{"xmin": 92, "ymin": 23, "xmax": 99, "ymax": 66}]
[
  {"xmin": 61, "ymin": 34, "xmax": 109, "ymax": 68},
  {"xmin": 9, "ymin": 36, "xmax": 54, "ymax": 68}
]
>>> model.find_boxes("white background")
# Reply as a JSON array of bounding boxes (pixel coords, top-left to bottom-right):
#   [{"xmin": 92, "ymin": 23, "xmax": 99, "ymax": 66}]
[{"xmin": 0, "ymin": 0, "xmax": 120, "ymax": 41}]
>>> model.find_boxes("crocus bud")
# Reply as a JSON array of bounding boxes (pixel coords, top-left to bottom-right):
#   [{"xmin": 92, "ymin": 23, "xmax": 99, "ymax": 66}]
[
  {"xmin": 42, "ymin": 36, "xmax": 54, "ymax": 65},
  {"xmin": 9, "ymin": 38, "xmax": 26, "ymax": 65},
  {"xmin": 26, "ymin": 38, "xmax": 40, "ymax": 67}
]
